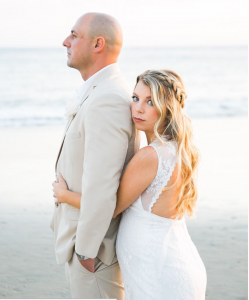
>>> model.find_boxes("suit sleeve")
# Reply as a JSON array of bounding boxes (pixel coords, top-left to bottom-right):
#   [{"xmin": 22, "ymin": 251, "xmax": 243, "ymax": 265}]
[{"xmin": 75, "ymin": 91, "xmax": 132, "ymax": 258}]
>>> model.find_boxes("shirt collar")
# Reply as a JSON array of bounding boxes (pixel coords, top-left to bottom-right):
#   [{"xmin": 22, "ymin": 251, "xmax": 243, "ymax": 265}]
[{"xmin": 76, "ymin": 63, "xmax": 118, "ymax": 101}]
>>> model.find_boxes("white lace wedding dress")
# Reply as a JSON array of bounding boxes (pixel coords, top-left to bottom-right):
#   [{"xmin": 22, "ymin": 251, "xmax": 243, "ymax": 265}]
[{"xmin": 116, "ymin": 138, "xmax": 207, "ymax": 300}]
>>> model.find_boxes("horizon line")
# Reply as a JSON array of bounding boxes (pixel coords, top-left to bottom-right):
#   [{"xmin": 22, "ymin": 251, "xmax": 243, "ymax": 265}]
[{"xmin": 0, "ymin": 45, "xmax": 247, "ymax": 50}]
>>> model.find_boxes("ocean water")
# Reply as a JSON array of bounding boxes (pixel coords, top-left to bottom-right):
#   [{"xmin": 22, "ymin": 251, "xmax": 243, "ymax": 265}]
[{"xmin": 0, "ymin": 46, "xmax": 247, "ymax": 127}]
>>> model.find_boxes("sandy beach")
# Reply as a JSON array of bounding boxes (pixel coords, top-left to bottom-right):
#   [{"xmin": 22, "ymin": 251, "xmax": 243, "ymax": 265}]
[{"xmin": 0, "ymin": 117, "xmax": 247, "ymax": 299}]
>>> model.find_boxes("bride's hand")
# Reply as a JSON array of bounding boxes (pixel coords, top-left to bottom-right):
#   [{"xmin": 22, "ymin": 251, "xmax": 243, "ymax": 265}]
[{"xmin": 52, "ymin": 173, "xmax": 68, "ymax": 204}]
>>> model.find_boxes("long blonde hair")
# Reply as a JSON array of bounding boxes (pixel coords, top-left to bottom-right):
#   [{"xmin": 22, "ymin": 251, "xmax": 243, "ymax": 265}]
[{"xmin": 136, "ymin": 70, "xmax": 200, "ymax": 218}]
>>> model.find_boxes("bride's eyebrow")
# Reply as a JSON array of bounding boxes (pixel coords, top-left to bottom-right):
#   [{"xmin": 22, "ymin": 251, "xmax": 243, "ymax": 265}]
[{"xmin": 133, "ymin": 93, "xmax": 151, "ymax": 99}]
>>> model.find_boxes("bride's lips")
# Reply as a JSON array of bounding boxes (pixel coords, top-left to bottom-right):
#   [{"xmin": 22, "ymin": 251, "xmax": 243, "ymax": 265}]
[{"xmin": 133, "ymin": 117, "xmax": 145, "ymax": 123}]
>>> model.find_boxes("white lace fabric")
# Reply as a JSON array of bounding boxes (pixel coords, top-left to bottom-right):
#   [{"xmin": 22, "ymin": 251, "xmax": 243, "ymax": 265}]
[
  {"xmin": 141, "ymin": 138, "xmax": 178, "ymax": 212},
  {"xmin": 116, "ymin": 137, "xmax": 207, "ymax": 300}
]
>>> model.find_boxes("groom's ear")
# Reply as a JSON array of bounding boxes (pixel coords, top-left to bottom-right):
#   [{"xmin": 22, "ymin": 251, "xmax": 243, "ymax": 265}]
[{"xmin": 93, "ymin": 37, "xmax": 105, "ymax": 53}]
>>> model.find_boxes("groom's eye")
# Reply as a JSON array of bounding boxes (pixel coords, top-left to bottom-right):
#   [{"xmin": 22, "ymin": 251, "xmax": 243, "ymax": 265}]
[{"xmin": 132, "ymin": 96, "xmax": 139, "ymax": 102}]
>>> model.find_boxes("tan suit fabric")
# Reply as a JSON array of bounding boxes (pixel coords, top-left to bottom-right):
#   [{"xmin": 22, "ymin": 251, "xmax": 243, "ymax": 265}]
[
  {"xmin": 65, "ymin": 252, "xmax": 124, "ymax": 299},
  {"xmin": 50, "ymin": 64, "xmax": 140, "ymax": 298}
]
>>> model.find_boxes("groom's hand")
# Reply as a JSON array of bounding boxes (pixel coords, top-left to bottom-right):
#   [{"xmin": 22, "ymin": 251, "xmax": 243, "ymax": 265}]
[{"xmin": 77, "ymin": 257, "xmax": 95, "ymax": 273}]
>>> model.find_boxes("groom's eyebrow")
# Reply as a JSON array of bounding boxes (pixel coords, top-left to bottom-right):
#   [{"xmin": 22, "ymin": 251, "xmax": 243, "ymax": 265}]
[{"xmin": 71, "ymin": 30, "xmax": 77, "ymax": 34}]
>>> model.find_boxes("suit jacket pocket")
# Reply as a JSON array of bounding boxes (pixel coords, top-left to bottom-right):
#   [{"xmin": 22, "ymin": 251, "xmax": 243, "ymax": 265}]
[
  {"xmin": 66, "ymin": 132, "xmax": 81, "ymax": 139},
  {"xmin": 67, "ymin": 208, "xmax": 80, "ymax": 220}
]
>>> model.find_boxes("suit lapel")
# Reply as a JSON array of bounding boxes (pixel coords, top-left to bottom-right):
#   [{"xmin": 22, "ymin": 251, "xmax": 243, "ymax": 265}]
[
  {"xmin": 54, "ymin": 91, "xmax": 92, "ymax": 173},
  {"xmin": 55, "ymin": 64, "xmax": 121, "ymax": 173},
  {"xmin": 54, "ymin": 115, "xmax": 74, "ymax": 173}
]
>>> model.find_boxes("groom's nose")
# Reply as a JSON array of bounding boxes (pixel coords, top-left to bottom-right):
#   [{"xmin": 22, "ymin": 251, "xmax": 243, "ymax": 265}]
[{"xmin": 62, "ymin": 36, "xmax": 71, "ymax": 48}]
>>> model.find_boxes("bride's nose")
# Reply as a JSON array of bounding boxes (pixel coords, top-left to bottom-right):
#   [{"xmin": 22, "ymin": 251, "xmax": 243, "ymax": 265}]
[{"xmin": 135, "ymin": 102, "xmax": 144, "ymax": 114}]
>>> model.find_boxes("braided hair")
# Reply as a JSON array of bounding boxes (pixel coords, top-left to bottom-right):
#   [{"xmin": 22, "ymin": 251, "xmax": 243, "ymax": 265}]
[{"xmin": 135, "ymin": 69, "xmax": 200, "ymax": 218}]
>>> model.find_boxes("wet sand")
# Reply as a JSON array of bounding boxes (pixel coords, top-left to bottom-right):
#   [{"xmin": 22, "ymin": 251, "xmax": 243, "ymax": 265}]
[{"xmin": 0, "ymin": 117, "xmax": 247, "ymax": 299}]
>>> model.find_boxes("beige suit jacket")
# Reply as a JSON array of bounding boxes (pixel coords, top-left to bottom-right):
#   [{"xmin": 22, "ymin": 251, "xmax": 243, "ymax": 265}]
[{"xmin": 50, "ymin": 64, "xmax": 140, "ymax": 266}]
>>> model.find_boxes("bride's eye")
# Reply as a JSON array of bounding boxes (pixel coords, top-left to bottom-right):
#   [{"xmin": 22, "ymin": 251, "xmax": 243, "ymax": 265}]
[
  {"xmin": 132, "ymin": 96, "xmax": 139, "ymax": 102},
  {"xmin": 148, "ymin": 100, "xmax": 153, "ymax": 106}
]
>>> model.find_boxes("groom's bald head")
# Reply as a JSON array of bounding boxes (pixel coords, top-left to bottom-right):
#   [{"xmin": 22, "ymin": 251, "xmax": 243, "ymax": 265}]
[
  {"xmin": 76, "ymin": 12, "xmax": 123, "ymax": 58},
  {"xmin": 85, "ymin": 13, "xmax": 123, "ymax": 55},
  {"xmin": 63, "ymin": 12, "xmax": 123, "ymax": 79}
]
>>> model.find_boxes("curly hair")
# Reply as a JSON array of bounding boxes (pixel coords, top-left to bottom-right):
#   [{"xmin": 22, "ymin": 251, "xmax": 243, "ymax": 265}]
[{"xmin": 136, "ymin": 69, "xmax": 200, "ymax": 218}]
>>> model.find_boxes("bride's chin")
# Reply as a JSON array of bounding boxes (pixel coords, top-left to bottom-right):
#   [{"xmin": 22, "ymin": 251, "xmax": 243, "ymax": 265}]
[
  {"xmin": 134, "ymin": 124, "xmax": 143, "ymax": 130},
  {"xmin": 134, "ymin": 123, "xmax": 147, "ymax": 131}
]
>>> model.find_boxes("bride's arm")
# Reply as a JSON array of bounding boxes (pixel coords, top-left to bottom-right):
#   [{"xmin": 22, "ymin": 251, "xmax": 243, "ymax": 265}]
[
  {"xmin": 113, "ymin": 146, "xmax": 157, "ymax": 218},
  {"xmin": 52, "ymin": 173, "xmax": 81, "ymax": 209},
  {"xmin": 52, "ymin": 146, "xmax": 157, "ymax": 214}
]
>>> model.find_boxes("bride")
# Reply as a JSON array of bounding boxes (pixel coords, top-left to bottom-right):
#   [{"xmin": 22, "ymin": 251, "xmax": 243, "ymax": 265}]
[
  {"xmin": 113, "ymin": 70, "xmax": 207, "ymax": 299},
  {"xmin": 53, "ymin": 69, "xmax": 207, "ymax": 299}
]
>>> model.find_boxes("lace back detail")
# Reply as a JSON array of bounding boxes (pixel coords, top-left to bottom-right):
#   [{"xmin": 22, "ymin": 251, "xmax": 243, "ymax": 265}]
[{"xmin": 141, "ymin": 138, "xmax": 178, "ymax": 212}]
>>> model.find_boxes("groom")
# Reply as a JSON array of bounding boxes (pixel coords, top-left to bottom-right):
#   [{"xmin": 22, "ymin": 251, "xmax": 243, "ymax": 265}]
[{"xmin": 50, "ymin": 12, "xmax": 140, "ymax": 299}]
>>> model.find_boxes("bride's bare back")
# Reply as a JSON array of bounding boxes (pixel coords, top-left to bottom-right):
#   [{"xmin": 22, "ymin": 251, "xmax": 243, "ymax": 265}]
[{"xmin": 140, "ymin": 138, "xmax": 182, "ymax": 219}]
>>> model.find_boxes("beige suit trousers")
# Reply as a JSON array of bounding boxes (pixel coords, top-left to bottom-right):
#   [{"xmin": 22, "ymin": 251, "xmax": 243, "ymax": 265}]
[{"xmin": 65, "ymin": 250, "xmax": 124, "ymax": 299}]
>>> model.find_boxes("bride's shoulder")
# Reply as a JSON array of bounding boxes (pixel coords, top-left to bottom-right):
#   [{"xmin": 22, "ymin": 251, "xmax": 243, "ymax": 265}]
[
  {"xmin": 130, "ymin": 137, "xmax": 177, "ymax": 171},
  {"xmin": 149, "ymin": 137, "xmax": 177, "ymax": 155},
  {"xmin": 129, "ymin": 145, "xmax": 158, "ymax": 174},
  {"xmin": 134, "ymin": 145, "xmax": 158, "ymax": 164},
  {"xmin": 121, "ymin": 146, "xmax": 158, "ymax": 185}
]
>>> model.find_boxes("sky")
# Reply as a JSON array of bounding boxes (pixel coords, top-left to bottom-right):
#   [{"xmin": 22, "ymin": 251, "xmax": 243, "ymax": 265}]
[{"xmin": 0, "ymin": 0, "xmax": 247, "ymax": 48}]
